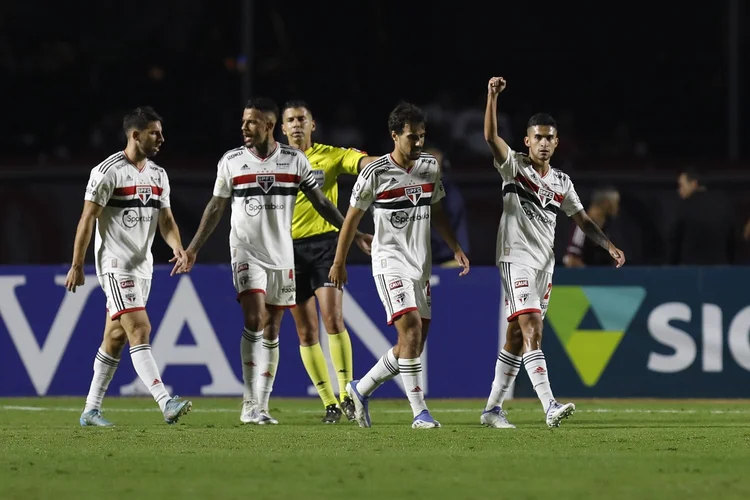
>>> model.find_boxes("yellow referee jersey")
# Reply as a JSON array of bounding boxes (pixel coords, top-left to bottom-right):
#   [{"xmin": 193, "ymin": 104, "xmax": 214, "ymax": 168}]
[{"xmin": 291, "ymin": 143, "xmax": 365, "ymax": 240}]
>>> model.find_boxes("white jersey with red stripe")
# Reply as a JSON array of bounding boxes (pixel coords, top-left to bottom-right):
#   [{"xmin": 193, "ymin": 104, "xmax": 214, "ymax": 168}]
[
  {"xmin": 84, "ymin": 151, "xmax": 171, "ymax": 278},
  {"xmin": 495, "ymin": 148, "xmax": 584, "ymax": 273},
  {"xmin": 213, "ymin": 142, "xmax": 317, "ymax": 269},
  {"xmin": 350, "ymin": 153, "xmax": 445, "ymax": 281}
]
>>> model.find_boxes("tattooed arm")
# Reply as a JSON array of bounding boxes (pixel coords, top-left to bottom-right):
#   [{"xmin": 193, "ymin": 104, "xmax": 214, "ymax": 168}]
[{"xmin": 570, "ymin": 210, "xmax": 626, "ymax": 268}]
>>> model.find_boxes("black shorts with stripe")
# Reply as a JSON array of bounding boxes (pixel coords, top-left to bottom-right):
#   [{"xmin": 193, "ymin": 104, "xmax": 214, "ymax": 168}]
[{"xmin": 293, "ymin": 231, "xmax": 338, "ymax": 302}]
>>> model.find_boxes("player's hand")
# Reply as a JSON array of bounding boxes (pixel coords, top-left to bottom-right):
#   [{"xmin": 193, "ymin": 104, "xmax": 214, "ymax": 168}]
[
  {"xmin": 329, "ymin": 262, "xmax": 348, "ymax": 290},
  {"xmin": 65, "ymin": 265, "xmax": 85, "ymax": 292},
  {"xmin": 454, "ymin": 249, "xmax": 470, "ymax": 276},
  {"xmin": 609, "ymin": 244, "xmax": 626, "ymax": 268},
  {"xmin": 169, "ymin": 247, "xmax": 188, "ymax": 276},
  {"xmin": 488, "ymin": 77, "xmax": 507, "ymax": 96},
  {"xmin": 175, "ymin": 248, "xmax": 197, "ymax": 274},
  {"xmin": 354, "ymin": 232, "xmax": 373, "ymax": 256},
  {"xmin": 743, "ymin": 218, "xmax": 750, "ymax": 241}
]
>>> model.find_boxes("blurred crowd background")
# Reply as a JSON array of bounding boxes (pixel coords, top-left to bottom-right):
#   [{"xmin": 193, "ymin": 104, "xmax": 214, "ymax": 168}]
[{"xmin": 1, "ymin": 0, "xmax": 748, "ymax": 267}]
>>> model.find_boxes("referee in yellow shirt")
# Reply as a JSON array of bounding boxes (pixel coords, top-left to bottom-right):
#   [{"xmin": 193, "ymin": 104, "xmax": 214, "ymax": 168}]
[{"xmin": 281, "ymin": 101, "xmax": 379, "ymax": 423}]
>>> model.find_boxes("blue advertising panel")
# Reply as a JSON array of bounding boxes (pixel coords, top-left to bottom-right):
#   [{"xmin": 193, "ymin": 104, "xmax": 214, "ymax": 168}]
[{"xmin": 1, "ymin": 265, "xmax": 749, "ymax": 398}]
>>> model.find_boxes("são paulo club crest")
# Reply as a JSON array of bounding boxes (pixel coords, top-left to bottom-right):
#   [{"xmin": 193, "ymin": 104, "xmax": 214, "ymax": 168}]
[
  {"xmin": 258, "ymin": 175, "xmax": 275, "ymax": 193},
  {"xmin": 137, "ymin": 186, "xmax": 153, "ymax": 205},
  {"xmin": 405, "ymin": 186, "xmax": 423, "ymax": 206}
]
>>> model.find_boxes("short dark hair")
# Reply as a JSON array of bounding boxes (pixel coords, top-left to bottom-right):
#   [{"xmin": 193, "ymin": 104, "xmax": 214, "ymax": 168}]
[
  {"xmin": 281, "ymin": 100, "xmax": 312, "ymax": 117},
  {"xmin": 388, "ymin": 102, "xmax": 426, "ymax": 134},
  {"xmin": 123, "ymin": 106, "xmax": 163, "ymax": 135},
  {"xmin": 527, "ymin": 113, "xmax": 557, "ymax": 130},
  {"xmin": 245, "ymin": 97, "xmax": 279, "ymax": 120}
]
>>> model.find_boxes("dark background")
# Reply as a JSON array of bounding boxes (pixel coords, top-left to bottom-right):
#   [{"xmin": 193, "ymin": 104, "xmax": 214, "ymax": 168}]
[{"xmin": 0, "ymin": 0, "xmax": 748, "ymax": 266}]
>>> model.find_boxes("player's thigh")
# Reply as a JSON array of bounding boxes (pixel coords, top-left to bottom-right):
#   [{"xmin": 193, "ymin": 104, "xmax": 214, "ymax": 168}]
[
  {"xmin": 290, "ymin": 295, "xmax": 319, "ymax": 346},
  {"xmin": 103, "ymin": 312, "xmax": 127, "ymax": 344},
  {"xmin": 374, "ymin": 274, "xmax": 418, "ymax": 326},
  {"xmin": 314, "ymin": 275, "xmax": 344, "ymax": 333},
  {"xmin": 500, "ymin": 263, "xmax": 542, "ymax": 321},
  {"xmin": 98, "ymin": 273, "xmax": 147, "ymax": 322},
  {"xmin": 117, "ymin": 309, "xmax": 152, "ymax": 345},
  {"xmin": 234, "ymin": 260, "xmax": 269, "ymax": 329}
]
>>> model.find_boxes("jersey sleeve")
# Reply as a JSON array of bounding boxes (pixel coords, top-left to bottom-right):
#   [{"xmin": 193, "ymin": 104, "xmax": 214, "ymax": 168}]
[
  {"xmin": 212, "ymin": 155, "xmax": 232, "ymax": 198},
  {"xmin": 350, "ymin": 170, "xmax": 377, "ymax": 211},
  {"xmin": 561, "ymin": 179, "xmax": 584, "ymax": 216},
  {"xmin": 493, "ymin": 148, "xmax": 520, "ymax": 181},
  {"xmin": 339, "ymin": 148, "xmax": 367, "ymax": 176},
  {"xmin": 84, "ymin": 167, "xmax": 117, "ymax": 208},
  {"xmin": 160, "ymin": 171, "xmax": 172, "ymax": 209},
  {"xmin": 298, "ymin": 155, "xmax": 318, "ymax": 193}
]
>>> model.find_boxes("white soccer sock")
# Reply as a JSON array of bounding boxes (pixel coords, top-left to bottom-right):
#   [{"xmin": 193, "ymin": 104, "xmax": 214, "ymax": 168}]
[
  {"xmin": 356, "ymin": 347, "xmax": 399, "ymax": 397},
  {"xmin": 485, "ymin": 349, "xmax": 522, "ymax": 411},
  {"xmin": 83, "ymin": 348, "xmax": 120, "ymax": 413},
  {"xmin": 399, "ymin": 358, "xmax": 428, "ymax": 417},
  {"xmin": 241, "ymin": 328, "xmax": 263, "ymax": 402},
  {"xmin": 129, "ymin": 344, "xmax": 170, "ymax": 412},
  {"xmin": 523, "ymin": 349, "xmax": 555, "ymax": 412},
  {"xmin": 257, "ymin": 338, "xmax": 279, "ymax": 410}
]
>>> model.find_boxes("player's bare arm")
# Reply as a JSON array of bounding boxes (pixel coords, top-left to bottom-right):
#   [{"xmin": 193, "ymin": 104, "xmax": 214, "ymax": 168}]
[
  {"xmin": 179, "ymin": 196, "xmax": 230, "ymax": 273},
  {"xmin": 329, "ymin": 206, "xmax": 367, "ymax": 289},
  {"xmin": 484, "ymin": 77, "xmax": 511, "ymax": 164},
  {"xmin": 65, "ymin": 200, "xmax": 104, "ymax": 292},
  {"xmin": 157, "ymin": 208, "xmax": 187, "ymax": 276},
  {"xmin": 305, "ymin": 187, "xmax": 373, "ymax": 255},
  {"xmin": 570, "ymin": 210, "xmax": 626, "ymax": 268},
  {"xmin": 356, "ymin": 156, "xmax": 381, "ymax": 173},
  {"xmin": 562, "ymin": 254, "xmax": 586, "ymax": 268},
  {"xmin": 431, "ymin": 201, "xmax": 470, "ymax": 276}
]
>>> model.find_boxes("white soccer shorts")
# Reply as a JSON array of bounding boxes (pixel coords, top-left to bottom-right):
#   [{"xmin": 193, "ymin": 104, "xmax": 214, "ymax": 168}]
[
  {"xmin": 232, "ymin": 254, "xmax": 296, "ymax": 309},
  {"xmin": 499, "ymin": 262, "xmax": 553, "ymax": 321},
  {"xmin": 98, "ymin": 273, "xmax": 151, "ymax": 320},
  {"xmin": 373, "ymin": 274, "xmax": 431, "ymax": 325}
]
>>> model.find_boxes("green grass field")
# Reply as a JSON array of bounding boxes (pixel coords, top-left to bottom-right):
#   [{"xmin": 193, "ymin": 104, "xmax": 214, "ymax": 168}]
[{"xmin": 2, "ymin": 397, "xmax": 749, "ymax": 500}]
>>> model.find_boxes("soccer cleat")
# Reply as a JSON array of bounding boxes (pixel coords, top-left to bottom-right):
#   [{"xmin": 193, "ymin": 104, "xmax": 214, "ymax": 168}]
[
  {"xmin": 240, "ymin": 400, "xmax": 260, "ymax": 424},
  {"xmin": 340, "ymin": 395, "xmax": 357, "ymax": 422},
  {"xmin": 412, "ymin": 409, "xmax": 441, "ymax": 429},
  {"xmin": 322, "ymin": 404, "xmax": 342, "ymax": 424},
  {"xmin": 163, "ymin": 396, "xmax": 192, "ymax": 425},
  {"xmin": 546, "ymin": 400, "xmax": 576, "ymax": 428},
  {"xmin": 257, "ymin": 409, "xmax": 278, "ymax": 425},
  {"xmin": 79, "ymin": 409, "xmax": 114, "ymax": 427},
  {"xmin": 346, "ymin": 380, "xmax": 371, "ymax": 428},
  {"xmin": 480, "ymin": 406, "xmax": 516, "ymax": 429}
]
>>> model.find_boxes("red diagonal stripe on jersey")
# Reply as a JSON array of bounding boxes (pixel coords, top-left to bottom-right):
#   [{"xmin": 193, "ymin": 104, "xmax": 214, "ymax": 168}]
[
  {"xmin": 113, "ymin": 185, "xmax": 163, "ymax": 196},
  {"xmin": 232, "ymin": 173, "xmax": 301, "ymax": 185},
  {"xmin": 514, "ymin": 175, "xmax": 563, "ymax": 203},
  {"xmin": 376, "ymin": 183, "xmax": 434, "ymax": 200}
]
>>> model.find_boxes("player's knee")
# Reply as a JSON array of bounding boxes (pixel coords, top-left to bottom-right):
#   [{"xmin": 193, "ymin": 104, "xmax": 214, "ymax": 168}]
[
  {"xmin": 243, "ymin": 312, "xmax": 264, "ymax": 332},
  {"xmin": 106, "ymin": 329, "xmax": 128, "ymax": 353},
  {"xmin": 519, "ymin": 314, "xmax": 544, "ymax": 349},
  {"xmin": 506, "ymin": 326, "xmax": 524, "ymax": 353},
  {"xmin": 321, "ymin": 310, "xmax": 344, "ymax": 334},
  {"xmin": 296, "ymin": 322, "xmax": 319, "ymax": 346},
  {"xmin": 127, "ymin": 324, "xmax": 151, "ymax": 346}
]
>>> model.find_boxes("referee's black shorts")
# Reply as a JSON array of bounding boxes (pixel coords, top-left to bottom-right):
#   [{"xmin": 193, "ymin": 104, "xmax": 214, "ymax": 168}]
[{"xmin": 293, "ymin": 231, "xmax": 339, "ymax": 302}]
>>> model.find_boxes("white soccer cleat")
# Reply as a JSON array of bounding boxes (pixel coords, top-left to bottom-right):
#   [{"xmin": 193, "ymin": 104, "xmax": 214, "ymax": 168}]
[
  {"xmin": 480, "ymin": 406, "xmax": 516, "ymax": 429},
  {"xmin": 546, "ymin": 400, "xmax": 575, "ymax": 428},
  {"xmin": 257, "ymin": 409, "xmax": 278, "ymax": 425},
  {"xmin": 412, "ymin": 410, "xmax": 441, "ymax": 429},
  {"xmin": 240, "ymin": 400, "xmax": 260, "ymax": 424}
]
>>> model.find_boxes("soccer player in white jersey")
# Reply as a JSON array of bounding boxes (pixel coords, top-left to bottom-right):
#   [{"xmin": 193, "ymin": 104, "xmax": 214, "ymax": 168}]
[
  {"xmin": 329, "ymin": 103, "xmax": 470, "ymax": 429},
  {"xmin": 177, "ymin": 98, "xmax": 370, "ymax": 425},
  {"xmin": 65, "ymin": 107, "xmax": 192, "ymax": 426},
  {"xmin": 480, "ymin": 77, "xmax": 626, "ymax": 429}
]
